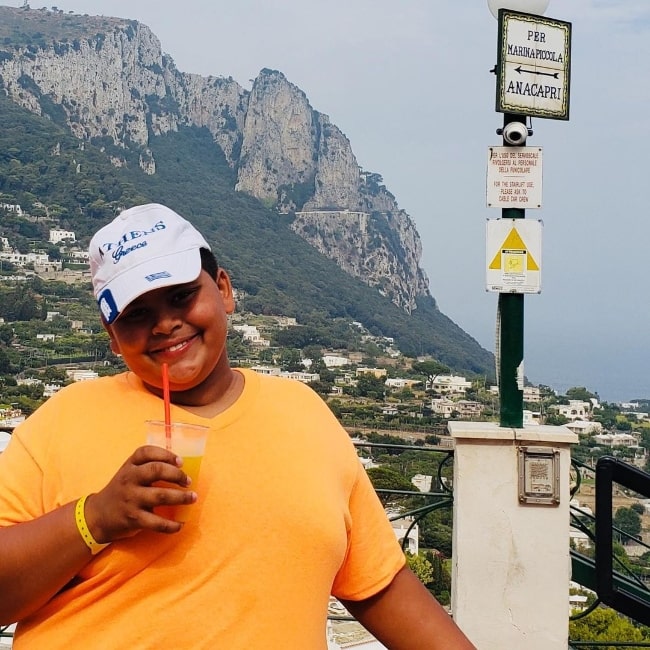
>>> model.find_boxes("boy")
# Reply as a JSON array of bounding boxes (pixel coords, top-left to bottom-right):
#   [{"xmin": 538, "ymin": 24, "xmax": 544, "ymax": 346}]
[{"xmin": 0, "ymin": 203, "xmax": 475, "ymax": 648}]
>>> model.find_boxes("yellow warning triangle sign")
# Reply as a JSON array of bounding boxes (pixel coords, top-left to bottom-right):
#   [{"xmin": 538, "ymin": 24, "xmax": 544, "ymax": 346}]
[{"xmin": 489, "ymin": 226, "xmax": 539, "ymax": 271}]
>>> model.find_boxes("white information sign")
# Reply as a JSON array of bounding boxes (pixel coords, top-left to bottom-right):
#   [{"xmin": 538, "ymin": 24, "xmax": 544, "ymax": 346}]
[
  {"xmin": 486, "ymin": 218, "xmax": 542, "ymax": 294},
  {"xmin": 496, "ymin": 10, "xmax": 571, "ymax": 120},
  {"xmin": 486, "ymin": 146, "xmax": 542, "ymax": 208}
]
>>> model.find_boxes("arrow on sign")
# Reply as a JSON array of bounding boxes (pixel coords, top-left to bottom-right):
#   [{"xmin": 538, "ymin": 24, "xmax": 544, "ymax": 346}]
[
  {"xmin": 514, "ymin": 66, "xmax": 559, "ymax": 79},
  {"xmin": 489, "ymin": 227, "xmax": 539, "ymax": 271}
]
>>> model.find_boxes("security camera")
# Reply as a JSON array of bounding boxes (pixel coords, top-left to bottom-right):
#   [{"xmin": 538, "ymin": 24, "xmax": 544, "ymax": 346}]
[{"xmin": 500, "ymin": 122, "xmax": 530, "ymax": 146}]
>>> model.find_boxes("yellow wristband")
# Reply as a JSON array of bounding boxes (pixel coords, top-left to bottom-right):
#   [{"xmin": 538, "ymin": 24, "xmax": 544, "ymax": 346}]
[{"xmin": 75, "ymin": 495, "xmax": 110, "ymax": 555}]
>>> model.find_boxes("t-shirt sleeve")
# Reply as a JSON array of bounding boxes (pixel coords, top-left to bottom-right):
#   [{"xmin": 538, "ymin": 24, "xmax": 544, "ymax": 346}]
[
  {"xmin": 0, "ymin": 427, "xmax": 46, "ymax": 524},
  {"xmin": 331, "ymin": 459, "xmax": 406, "ymax": 601}
]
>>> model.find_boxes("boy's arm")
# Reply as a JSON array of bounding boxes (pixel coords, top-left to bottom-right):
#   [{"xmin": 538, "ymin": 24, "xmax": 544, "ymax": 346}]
[
  {"xmin": 340, "ymin": 566, "xmax": 476, "ymax": 650},
  {"xmin": 0, "ymin": 445, "xmax": 192, "ymax": 624}
]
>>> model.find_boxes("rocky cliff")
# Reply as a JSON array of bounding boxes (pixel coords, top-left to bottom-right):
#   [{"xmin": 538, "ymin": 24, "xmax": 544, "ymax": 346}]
[{"xmin": 0, "ymin": 6, "xmax": 429, "ymax": 312}]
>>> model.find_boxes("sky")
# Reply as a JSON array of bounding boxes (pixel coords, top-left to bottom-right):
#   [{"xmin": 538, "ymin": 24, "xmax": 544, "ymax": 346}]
[{"xmin": 5, "ymin": 1, "xmax": 649, "ymax": 402}]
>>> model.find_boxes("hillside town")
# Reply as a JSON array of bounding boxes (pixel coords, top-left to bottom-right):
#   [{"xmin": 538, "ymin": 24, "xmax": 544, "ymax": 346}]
[{"xmin": 0, "ymin": 203, "xmax": 647, "ymax": 462}]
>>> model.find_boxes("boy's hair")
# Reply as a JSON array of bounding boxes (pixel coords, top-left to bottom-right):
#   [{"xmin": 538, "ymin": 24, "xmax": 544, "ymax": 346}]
[{"xmin": 200, "ymin": 248, "xmax": 219, "ymax": 277}]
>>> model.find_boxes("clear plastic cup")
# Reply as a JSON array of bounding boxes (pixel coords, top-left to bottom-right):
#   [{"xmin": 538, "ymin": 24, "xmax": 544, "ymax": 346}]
[{"xmin": 146, "ymin": 420, "xmax": 209, "ymax": 522}]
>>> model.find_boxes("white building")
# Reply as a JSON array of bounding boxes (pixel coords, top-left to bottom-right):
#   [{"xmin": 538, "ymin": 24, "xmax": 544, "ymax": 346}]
[
  {"xmin": 431, "ymin": 398, "xmax": 455, "ymax": 417},
  {"xmin": 66, "ymin": 370, "xmax": 99, "ymax": 382},
  {"xmin": 232, "ymin": 324, "xmax": 270, "ymax": 347},
  {"xmin": 523, "ymin": 410, "xmax": 541, "ymax": 426},
  {"xmin": 0, "ymin": 203, "xmax": 22, "ymax": 215},
  {"xmin": 268, "ymin": 315, "xmax": 297, "ymax": 327},
  {"xmin": 43, "ymin": 383, "xmax": 62, "ymax": 397},
  {"xmin": 250, "ymin": 365, "xmax": 281, "ymax": 377},
  {"xmin": 431, "ymin": 397, "xmax": 456, "ymax": 418},
  {"xmin": 282, "ymin": 371, "xmax": 319, "ymax": 384},
  {"xmin": 322, "ymin": 355, "xmax": 350, "ymax": 368},
  {"xmin": 356, "ymin": 367, "xmax": 387, "ymax": 379},
  {"xmin": 49, "ymin": 229, "xmax": 76, "ymax": 243},
  {"xmin": 381, "ymin": 405, "xmax": 399, "ymax": 416},
  {"xmin": 68, "ymin": 250, "xmax": 90, "ymax": 262},
  {"xmin": 523, "ymin": 386, "xmax": 542, "ymax": 403},
  {"xmin": 385, "ymin": 378, "xmax": 420, "ymax": 389},
  {"xmin": 0, "ymin": 251, "xmax": 49, "ymax": 267},
  {"xmin": 564, "ymin": 420, "xmax": 603, "ymax": 435},
  {"xmin": 428, "ymin": 375, "xmax": 471, "ymax": 395},
  {"xmin": 390, "ymin": 515, "xmax": 419, "ymax": 555},
  {"xmin": 453, "ymin": 400, "xmax": 483, "ymax": 418},
  {"xmin": 593, "ymin": 432, "xmax": 639, "ymax": 447},
  {"xmin": 554, "ymin": 400, "xmax": 591, "ymax": 421},
  {"xmin": 412, "ymin": 474, "xmax": 433, "ymax": 492},
  {"xmin": 17, "ymin": 378, "xmax": 42, "ymax": 387}
]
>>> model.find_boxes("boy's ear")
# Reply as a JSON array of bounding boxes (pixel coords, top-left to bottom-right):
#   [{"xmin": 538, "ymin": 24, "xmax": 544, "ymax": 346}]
[{"xmin": 216, "ymin": 268, "xmax": 235, "ymax": 314}]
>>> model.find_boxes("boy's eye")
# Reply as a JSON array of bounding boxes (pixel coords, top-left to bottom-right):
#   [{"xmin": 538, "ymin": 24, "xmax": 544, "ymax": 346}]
[
  {"xmin": 171, "ymin": 287, "xmax": 198, "ymax": 304},
  {"xmin": 120, "ymin": 307, "xmax": 148, "ymax": 322}
]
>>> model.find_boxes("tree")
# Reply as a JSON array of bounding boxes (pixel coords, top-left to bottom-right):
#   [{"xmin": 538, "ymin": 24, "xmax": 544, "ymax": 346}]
[
  {"xmin": 366, "ymin": 466, "xmax": 414, "ymax": 506},
  {"xmin": 225, "ymin": 329, "xmax": 247, "ymax": 359},
  {"xmin": 614, "ymin": 506, "xmax": 642, "ymax": 541},
  {"xmin": 405, "ymin": 552, "xmax": 433, "ymax": 585},
  {"xmin": 616, "ymin": 418, "xmax": 633, "ymax": 432},
  {"xmin": 420, "ymin": 509, "xmax": 453, "ymax": 557},
  {"xmin": 356, "ymin": 374, "xmax": 386, "ymax": 400},
  {"xmin": 631, "ymin": 502, "xmax": 645, "ymax": 516},
  {"xmin": 426, "ymin": 550, "xmax": 452, "ymax": 606},
  {"xmin": 566, "ymin": 386, "xmax": 598, "ymax": 402},
  {"xmin": 545, "ymin": 412, "xmax": 569, "ymax": 426},
  {"xmin": 0, "ymin": 324, "xmax": 14, "ymax": 345},
  {"xmin": 308, "ymin": 380, "xmax": 333, "ymax": 398},
  {"xmin": 394, "ymin": 387, "xmax": 415, "ymax": 402},
  {"xmin": 410, "ymin": 360, "xmax": 450, "ymax": 389},
  {"xmin": 278, "ymin": 348, "xmax": 302, "ymax": 372},
  {"xmin": 0, "ymin": 348, "xmax": 13, "ymax": 374},
  {"xmin": 569, "ymin": 606, "xmax": 648, "ymax": 648}
]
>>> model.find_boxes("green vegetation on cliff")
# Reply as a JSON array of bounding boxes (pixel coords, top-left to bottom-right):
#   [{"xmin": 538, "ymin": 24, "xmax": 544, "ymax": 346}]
[{"xmin": 0, "ymin": 72, "xmax": 493, "ymax": 377}]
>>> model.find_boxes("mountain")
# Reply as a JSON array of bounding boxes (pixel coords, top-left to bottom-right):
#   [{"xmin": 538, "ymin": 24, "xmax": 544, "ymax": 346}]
[{"xmin": 0, "ymin": 5, "xmax": 494, "ymax": 376}]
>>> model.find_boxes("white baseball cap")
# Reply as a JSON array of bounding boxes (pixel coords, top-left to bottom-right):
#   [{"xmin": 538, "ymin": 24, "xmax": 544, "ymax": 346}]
[{"xmin": 89, "ymin": 203, "xmax": 211, "ymax": 324}]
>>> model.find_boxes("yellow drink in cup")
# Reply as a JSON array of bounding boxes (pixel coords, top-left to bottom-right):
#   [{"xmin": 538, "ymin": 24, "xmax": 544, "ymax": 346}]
[{"xmin": 146, "ymin": 421, "xmax": 209, "ymax": 522}]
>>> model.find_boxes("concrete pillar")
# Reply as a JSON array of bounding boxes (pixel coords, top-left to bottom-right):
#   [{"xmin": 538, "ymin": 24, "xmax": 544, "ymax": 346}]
[{"xmin": 449, "ymin": 422, "xmax": 578, "ymax": 650}]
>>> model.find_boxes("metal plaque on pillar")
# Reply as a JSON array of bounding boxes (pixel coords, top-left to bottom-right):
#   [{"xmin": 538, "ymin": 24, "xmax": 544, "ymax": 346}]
[{"xmin": 518, "ymin": 446, "xmax": 560, "ymax": 505}]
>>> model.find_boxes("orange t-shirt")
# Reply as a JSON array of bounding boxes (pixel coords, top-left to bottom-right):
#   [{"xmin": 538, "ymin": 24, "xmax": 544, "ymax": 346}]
[{"xmin": 0, "ymin": 369, "xmax": 405, "ymax": 649}]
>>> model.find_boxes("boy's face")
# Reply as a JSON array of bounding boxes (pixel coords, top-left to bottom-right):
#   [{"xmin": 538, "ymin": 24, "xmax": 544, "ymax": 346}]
[{"xmin": 105, "ymin": 268, "xmax": 235, "ymax": 402}]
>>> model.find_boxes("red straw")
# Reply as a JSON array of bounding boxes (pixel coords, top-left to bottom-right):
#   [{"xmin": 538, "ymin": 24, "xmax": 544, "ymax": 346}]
[{"xmin": 161, "ymin": 363, "xmax": 172, "ymax": 450}]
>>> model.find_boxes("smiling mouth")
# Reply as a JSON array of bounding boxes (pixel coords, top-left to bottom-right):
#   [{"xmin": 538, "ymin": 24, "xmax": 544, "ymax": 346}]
[
  {"xmin": 152, "ymin": 335, "xmax": 196, "ymax": 355},
  {"xmin": 167, "ymin": 340, "xmax": 189, "ymax": 353}
]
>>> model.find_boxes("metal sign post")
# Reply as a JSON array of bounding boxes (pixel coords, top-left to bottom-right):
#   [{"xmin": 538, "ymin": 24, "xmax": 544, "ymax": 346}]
[{"xmin": 488, "ymin": 8, "xmax": 571, "ymax": 429}]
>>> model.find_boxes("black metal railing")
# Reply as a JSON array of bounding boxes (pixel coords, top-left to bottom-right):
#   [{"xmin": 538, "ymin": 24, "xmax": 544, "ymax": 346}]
[
  {"xmin": 351, "ymin": 439, "xmax": 455, "ymax": 547},
  {"xmin": 569, "ymin": 456, "xmax": 650, "ymax": 647}
]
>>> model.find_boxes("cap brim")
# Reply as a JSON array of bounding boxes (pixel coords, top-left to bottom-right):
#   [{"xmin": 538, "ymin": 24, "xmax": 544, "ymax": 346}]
[{"xmin": 102, "ymin": 247, "xmax": 203, "ymax": 322}]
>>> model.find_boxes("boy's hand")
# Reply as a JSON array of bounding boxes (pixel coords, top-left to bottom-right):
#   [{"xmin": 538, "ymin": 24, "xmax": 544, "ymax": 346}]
[{"xmin": 83, "ymin": 446, "xmax": 196, "ymax": 542}]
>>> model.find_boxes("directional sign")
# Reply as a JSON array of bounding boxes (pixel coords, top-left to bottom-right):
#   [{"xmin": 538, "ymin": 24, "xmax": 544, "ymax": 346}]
[
  {"xmin": 487, "ymin": 146, "xmax": 542, "ymax": 208},
  {"xmin": 486, "ymin": 218, "xmax": 542, "ymax": 293},
  {"xmin": 496, "ymin": 10, "xmax": 571, "ymax": 120}
]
